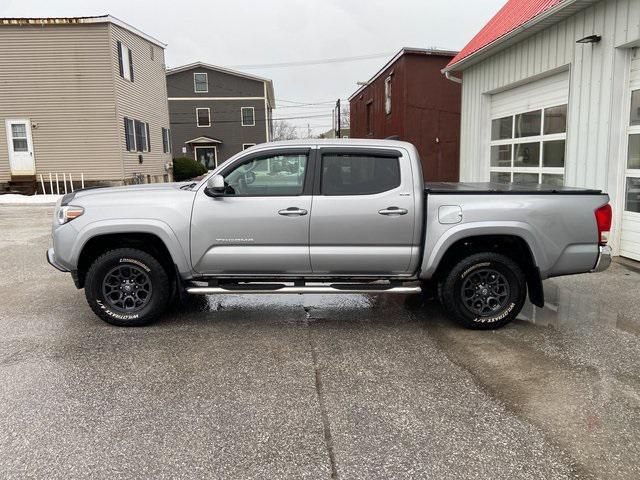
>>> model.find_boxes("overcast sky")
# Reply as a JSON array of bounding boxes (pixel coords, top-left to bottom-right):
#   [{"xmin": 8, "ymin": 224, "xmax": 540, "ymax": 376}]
[{"xmin": 1, "ymin": 0, "xmax": 504, "ymax": 134}]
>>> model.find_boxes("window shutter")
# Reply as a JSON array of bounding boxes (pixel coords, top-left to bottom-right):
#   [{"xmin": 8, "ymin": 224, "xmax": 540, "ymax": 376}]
[
  {"xmin": 146, "ymin": 123, "xmax": 151, "ymax": 151},
  {"xmin": 135, "ymin": 120, "xmax": 143, "ymax": 152},
  {"xmin": 124, "ymin": 117, "xmax": 130, "ymax": 150},
  {"xmin": 128, "ymin": 48, "xmax": 134, "ymax": 82},
  {"xmin": 117, "ymin": 41, "xmax": 124, "ymax": 78},
  {"xmin": 162, "ymin": 128, "xmax": 168, "ymax": 153}
]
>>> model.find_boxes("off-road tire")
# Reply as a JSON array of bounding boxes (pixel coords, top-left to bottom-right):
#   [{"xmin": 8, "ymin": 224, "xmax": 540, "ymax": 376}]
[
  {"xmin": 439, "ymin": 252, "xmax": 526, "ymax": 330},
  {"xmin": 84, "ymin": 248, "xmax": 170, "ymax": 327}
]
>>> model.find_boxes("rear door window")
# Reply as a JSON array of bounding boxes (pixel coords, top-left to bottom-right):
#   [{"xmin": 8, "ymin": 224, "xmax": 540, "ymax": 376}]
[{"xmin": 321, "ymin": 153, "xmax": 401, "ymax": 195}]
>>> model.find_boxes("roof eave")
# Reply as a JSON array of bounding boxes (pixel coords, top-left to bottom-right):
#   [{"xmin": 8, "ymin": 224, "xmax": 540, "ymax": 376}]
[
  {"xmin": 348, "ymin": 47, "xmax": 458, "ymax": 101},
  {"xmin": 166, "ymin": 61, "xmax": 275, "ymax": 107},
  {"xmin": 0, "ymin": 15, "xmax": 167, "ymax": 48},
  {"xmin": 442, "ymin": 0, "xmax": 598, "ymax": 73}
]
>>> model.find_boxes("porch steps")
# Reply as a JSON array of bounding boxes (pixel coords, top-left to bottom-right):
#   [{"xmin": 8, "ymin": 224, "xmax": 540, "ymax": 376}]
[{"xmin": 5, "ymin": 175, "xmax": 37, "ymax": 195}]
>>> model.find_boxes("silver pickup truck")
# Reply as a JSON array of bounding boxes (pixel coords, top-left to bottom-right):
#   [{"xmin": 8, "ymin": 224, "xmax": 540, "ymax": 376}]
[{"xmin": 47, "ymin": 139, "xmax": 612, "ymax": 329}]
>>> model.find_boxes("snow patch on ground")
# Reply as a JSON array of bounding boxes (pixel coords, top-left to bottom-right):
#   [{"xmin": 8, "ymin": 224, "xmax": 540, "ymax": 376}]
[{"xmin": 0, "ymin": 194, "xmax": 62, "ymax": 205}]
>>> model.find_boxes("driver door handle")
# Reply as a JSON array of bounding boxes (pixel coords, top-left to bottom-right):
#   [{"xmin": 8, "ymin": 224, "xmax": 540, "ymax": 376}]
[
  {"xmin": 278, "ymin": 207, "xmax": 308, "ymax": 216},
  {"xmin": 378, "ymin": 206, "xmax": 408, "ymax": 216}
]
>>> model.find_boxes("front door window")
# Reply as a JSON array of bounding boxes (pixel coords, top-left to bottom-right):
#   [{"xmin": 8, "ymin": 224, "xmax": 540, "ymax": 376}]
[
  {"xmin": 224, "ymin": 153, "xmax": 307, "ymax": 196},
  {"xmin": 195, "ymin": 147, "xmax": 217, "ymax": 170}
]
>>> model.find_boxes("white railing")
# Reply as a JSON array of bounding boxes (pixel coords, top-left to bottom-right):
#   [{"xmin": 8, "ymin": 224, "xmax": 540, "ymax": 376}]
[{"xmin": 37, "ymin": 173, "xmax": 85, "ymax": 195}]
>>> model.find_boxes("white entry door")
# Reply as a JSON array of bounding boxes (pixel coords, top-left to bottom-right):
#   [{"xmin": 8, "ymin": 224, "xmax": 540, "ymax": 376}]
[
  {"xmin": 620, "ymin": 53, "xmax": 640, "ymax": 261},
  {"xmin": 5, "ymin": 119, "xmax": 35, "ymax": 175}
]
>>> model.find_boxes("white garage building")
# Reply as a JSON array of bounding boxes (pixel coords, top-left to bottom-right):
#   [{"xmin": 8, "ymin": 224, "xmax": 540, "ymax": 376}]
[{"xmin": 443, "ymin": 0, "xmax": 640, "ymax": 261}]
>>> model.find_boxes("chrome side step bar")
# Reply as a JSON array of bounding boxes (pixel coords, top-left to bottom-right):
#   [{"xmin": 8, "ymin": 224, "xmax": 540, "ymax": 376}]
[{"xmin": 186, "ymin": 285, "xmax": 421, "ymax": 295}]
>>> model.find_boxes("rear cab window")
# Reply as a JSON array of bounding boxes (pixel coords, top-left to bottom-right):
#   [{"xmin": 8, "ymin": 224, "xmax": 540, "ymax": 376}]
[{"xmin": 321, "ymin": 152, "xmax": 401, "ymax": 195}]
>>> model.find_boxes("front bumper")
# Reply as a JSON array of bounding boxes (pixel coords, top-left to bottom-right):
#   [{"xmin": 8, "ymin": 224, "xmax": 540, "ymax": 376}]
[
  {"xmin": 46, "ymin": 248, "xmax": 68, "ymax": 272},
  {"xmin": 591, "ymin": 245, "xmax": 612, "ymax": 273}
]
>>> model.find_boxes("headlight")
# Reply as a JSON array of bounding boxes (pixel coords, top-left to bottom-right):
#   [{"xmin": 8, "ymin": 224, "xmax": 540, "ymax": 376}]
[{"xmin": 57, "ymin": 205, "xmax": 84, "ymax": 225}]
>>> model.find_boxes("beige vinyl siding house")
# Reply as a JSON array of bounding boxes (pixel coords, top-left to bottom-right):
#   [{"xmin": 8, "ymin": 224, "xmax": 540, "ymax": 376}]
[{"xmin": 0, "ymin": 16, "xmax": 172, "ymax": 192}]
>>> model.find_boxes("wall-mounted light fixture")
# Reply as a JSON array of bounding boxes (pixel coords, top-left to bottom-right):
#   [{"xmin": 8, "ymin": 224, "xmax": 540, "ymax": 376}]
[{"xmin": 576, "ymin": 35, "xmax": 602, "ymax": 44}]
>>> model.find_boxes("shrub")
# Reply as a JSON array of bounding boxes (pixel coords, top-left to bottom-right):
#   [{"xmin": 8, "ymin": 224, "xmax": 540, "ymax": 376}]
[{"xmin": 173, "ymin": 157, "xmax": 207, "ymax": 181}]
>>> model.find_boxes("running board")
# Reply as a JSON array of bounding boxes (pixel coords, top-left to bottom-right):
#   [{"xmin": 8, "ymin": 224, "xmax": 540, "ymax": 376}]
[{"xmin": 186, "ymin": 285, "xmax": 421, "ymax": 295}]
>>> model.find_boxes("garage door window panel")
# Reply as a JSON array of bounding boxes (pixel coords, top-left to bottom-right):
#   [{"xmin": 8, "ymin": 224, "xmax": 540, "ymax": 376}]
[
  {"xmin": 515, "ymin": 110, "xmax": 541, "ymax": 138},
  {"xmin": 489, "ymin": 104, "xmax": 566, "ymax": 185}
]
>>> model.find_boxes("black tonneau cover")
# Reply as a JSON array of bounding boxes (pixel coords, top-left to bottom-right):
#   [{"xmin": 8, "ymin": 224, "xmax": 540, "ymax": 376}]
[{"xmin": 424, "ymin": 182, "xmax": 602, "ymax": 195}]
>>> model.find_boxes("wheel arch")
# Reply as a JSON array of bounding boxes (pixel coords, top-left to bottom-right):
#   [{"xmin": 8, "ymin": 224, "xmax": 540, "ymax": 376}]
[
  {"xmin": 73, "ymin": 222, "xmax": 190, "ymax": 288},
  {"xmin": 424, "ymin": 231, "xmax": 544, "ymax": 308}
]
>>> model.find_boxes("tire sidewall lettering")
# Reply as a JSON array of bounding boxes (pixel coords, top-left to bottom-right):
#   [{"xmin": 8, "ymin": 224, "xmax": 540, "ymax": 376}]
[
  {"xmin": 119, "ymin": 257, "xmax": 151, "ymax": 272},
  {"xmin": 460, "ymin": 262, "xmax": 492, "ymax": 279},
  {"xmin": 473, "ymin": 302, "xmax": 515, "ymax": 323},
  {"xmin": 96, "ymin": 299, "xmax": 140, "ymax": 321}
]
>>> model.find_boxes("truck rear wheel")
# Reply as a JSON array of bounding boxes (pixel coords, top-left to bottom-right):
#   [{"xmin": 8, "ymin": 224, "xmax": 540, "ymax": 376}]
[
  {"xmin": 84, "ymin": 248, "xmax": 170, "ymax": 327},
  {"xmin": 439, "ymin": 252, "xmax": 526, "ymax": 329}
]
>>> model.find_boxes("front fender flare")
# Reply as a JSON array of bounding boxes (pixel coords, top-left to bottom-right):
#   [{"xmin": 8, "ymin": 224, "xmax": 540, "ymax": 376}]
[{"xmin": 71, "ymin": 219, "xmax": 192, "ymax": 276}]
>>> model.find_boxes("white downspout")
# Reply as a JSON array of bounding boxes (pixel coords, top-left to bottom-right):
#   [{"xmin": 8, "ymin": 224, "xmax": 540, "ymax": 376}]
[{"xmin": 444, "ymin": 70, "xmax": 462, "ymax": 84}]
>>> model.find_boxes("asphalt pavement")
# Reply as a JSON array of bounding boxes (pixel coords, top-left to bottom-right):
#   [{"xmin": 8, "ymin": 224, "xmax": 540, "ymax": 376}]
[{"xmin": 1, "ymin": 205, "xmax": 639, "ymax": 479}]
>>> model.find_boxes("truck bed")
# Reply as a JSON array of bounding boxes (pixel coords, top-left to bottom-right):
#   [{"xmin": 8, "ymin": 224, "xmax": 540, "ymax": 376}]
[{"xmin": 424, "ymin": 182, "xmax": 602, "ymax": 195}]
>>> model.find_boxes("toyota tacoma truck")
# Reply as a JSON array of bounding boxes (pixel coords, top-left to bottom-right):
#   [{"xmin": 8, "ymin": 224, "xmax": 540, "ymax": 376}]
[{"xmin": 47, "ymin": 139, "xmax": 613, "ymax": 329}]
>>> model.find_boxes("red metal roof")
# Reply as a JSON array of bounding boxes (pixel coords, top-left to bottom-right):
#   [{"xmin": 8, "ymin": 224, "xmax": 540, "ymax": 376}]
[{"xmin": 446, "ymin": 0, "xmax": 566, "ymax": 69}]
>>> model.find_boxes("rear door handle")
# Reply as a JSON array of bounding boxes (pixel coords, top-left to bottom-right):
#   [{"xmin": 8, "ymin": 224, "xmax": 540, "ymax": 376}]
[
  {"xmin": 278, "ymin": 207, "xmax": 308, "ymax": 216},
  {"xmin": 378, "ymin": 206, "xmax": 408, "ymax": 216}
]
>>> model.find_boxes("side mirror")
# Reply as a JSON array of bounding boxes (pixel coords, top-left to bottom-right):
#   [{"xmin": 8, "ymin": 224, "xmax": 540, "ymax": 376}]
[{"xmin": 205, "ymin": 174, "xmax": 225, "ymax": 196}]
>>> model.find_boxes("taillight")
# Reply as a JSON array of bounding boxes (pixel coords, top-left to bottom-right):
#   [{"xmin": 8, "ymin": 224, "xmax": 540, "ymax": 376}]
[{"xmin": 595, "ymin": 204, "xmax": 612, "ymax": 246}]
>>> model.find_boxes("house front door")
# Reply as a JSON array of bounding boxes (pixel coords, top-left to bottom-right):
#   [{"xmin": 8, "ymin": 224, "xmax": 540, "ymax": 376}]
[
  {"xmin": 195, "ymin": 146, "xmax": 217, "ymax": 170},
  {"xmin": 5, "ymin": 119, "xmax": 35, "ymax": 175}
]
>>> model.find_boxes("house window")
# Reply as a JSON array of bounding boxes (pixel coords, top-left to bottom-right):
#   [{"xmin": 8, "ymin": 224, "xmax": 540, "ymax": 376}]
[
  {"xmin": 241, "ymin": 107, "xmax": 255, "ymax": 126},
  {"xmin": 366, "ymin": 101, "xmax": 373, "ymax": 135},
  {"xmin": 124, "ymin": 118, "xmax": 136, "ymax": 151},
  {"xmin": 162, "ymin": 127, "xmax": 171, "ymax": 153},
  {"xmin": 117, "ymin": 41, "xmax": 134, "ymax": 81},
  {"xmin": 242, "ymin": 143, "xmax": 256, "ymax": 150},
  {"xmin": 194, "ymin": 73, "xmax": 208, "ymax": 93},
  {"xmin": 384, "ymin": 76, "xmax": 392, "ymax": 115},
  {"xmin": 489, "ymin": 104, "xmax": 567, "ymax": 186},
  {"xmin": 196, "ymin": 108, "xmax": 211, "ymax": 127},
  {"xmin": 134, "ymin": 120, "xmax": 149, "ymax": 152}
]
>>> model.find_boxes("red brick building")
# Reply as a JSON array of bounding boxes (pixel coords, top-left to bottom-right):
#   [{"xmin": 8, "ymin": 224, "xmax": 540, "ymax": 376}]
[{"xmin": 349, "ymin": 48, "xmax": 462, "ymax": 181}]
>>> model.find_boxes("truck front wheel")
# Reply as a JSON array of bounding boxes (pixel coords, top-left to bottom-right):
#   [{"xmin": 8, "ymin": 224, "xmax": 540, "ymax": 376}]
[
  {"xmin": 84, "ymin": 248, "xmax": 171, "ymax": 327},
  {"xmin": 439, "ymin": 252, "xmax": 526, "ymax": 329}
]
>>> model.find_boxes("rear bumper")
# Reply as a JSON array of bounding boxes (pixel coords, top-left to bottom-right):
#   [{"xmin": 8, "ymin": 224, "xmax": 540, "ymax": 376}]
[
  {"xmin": 591, "ymin": 245, "xmax": 612, "ymax": 273},
  {"xmin": 46, "ymin": 248, "xmax": 68, "ymax": 272}
]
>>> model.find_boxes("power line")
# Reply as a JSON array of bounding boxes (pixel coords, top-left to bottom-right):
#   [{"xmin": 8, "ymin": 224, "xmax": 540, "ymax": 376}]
[
  {"xmin": 230, "ymin": 52, "xmax": 395, "ymax": 69},
  {"xmin": 169, "ymin": 113, "xmax": 335, "ymax": 125}
]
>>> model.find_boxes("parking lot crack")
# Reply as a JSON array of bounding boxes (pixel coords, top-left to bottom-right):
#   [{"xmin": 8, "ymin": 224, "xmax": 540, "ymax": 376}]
[{"xmin": 308, "ymin": 325, "xmax": 339, "ymax": 479}]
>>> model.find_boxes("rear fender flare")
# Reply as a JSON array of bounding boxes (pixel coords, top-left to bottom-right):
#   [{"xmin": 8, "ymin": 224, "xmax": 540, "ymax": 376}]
[{"xmin": 420, "ymin": 221, "xmax": 548, "ymax": 279}]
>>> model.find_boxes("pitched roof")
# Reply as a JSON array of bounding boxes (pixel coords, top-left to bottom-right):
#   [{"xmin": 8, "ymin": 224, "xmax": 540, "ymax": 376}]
[
  {"xmin": 166, "ymin": 61, "xmax": 276, "ymax": 108},
  {"xmin": 185, "ymin": 136, "xmax": 222, "ymax": 144},
  {"xmin": 0, "ymin": 15, "xmax": 166, "ymax": 47},
  {"xmin": 444, "ymin": 0, "xmax": 597, "ymax": 71},
  {"xmin": 348, "ymin": 47, "xmax": 458, "ymax": 101}
]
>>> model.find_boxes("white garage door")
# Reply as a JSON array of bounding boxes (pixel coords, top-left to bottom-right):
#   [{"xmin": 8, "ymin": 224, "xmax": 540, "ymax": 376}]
[
  {"xmin": 620, "ymin": 52, "xmax": 640, "ymax": 261},
  {"xmin": 489, "ymin": 70, "xmax": 570, "ymax": 186}
]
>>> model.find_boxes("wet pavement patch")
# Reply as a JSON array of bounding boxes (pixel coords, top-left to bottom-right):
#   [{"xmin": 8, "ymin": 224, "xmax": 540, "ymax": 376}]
[{"xmin": 0, "ymin": 206, "xmax": 639, "ymax": 479}]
